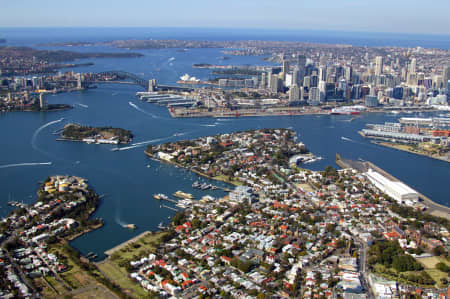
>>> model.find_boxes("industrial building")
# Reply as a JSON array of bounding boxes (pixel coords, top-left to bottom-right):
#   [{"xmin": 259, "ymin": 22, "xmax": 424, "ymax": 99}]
[{"xmin": 364, "ymin": 169, "xmax": 418, "ymax": 205}]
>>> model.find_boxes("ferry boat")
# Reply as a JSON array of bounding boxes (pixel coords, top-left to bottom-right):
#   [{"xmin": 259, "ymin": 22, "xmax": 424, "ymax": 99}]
[
  {"xmin": 330, "ymin": 107, "xmax": 360, "ymax": 115},
  {"xmin": 200, "ymin": 183, "xmax": 211, "ymax": 190},
  {"xmin": 173, "ymin": 190, "xmax": 194, "ymax": 199},
  {"xmin": 153, "ymin": 193, "xmax": 169, "ymax": 200},
  {"xmin": 125, "ymin": 224, "xmax": 136, "ymax": 230},
  {"xmin": 158, "ymin": 222, "xmax": 167, "ymax": 229}
]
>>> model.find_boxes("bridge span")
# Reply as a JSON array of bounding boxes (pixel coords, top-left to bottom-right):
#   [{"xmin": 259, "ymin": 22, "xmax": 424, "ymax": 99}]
[{"xmin": 93, "ymin": 71, "xmax": 193, "ymax": 92}]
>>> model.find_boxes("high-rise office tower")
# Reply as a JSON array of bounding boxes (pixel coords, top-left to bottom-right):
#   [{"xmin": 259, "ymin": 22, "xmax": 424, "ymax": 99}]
[
  {"xmin": 260, "ymin": 72, "xmax": 267, "ymax": 89},
  {"xmin": 375, "ymin": 56, "xmax": 383, "ymax": 76},
  {"xmin": 270, "ymin": 74, "xmax": 279, "ymax": 93},
  {"xmin": 282, "ymin": 59, "xmax": 289, "ymax": 81},
  {"xmin": 318, "ymin": 80, "xmax": 327, "ymax": 101},
  {"xmin": 409, "ymin": 58, "xmax": 417, "ymax": 74},
  {"xmin": 344, "ymin": 66, "xmax": 353, "ymax": 82},
  {"xmin": 319, "ymin": 56, "xmax": 327, "ymax": 67},
  {"xmin": 442, "ymin": 65, "xmax": 450, "ymax": 88},
  {"xmin": 319, "ymin": 66, "xmax": 327, "ymax": 82},
  {"xmin": 288, "ymin": 85, "xmax": 300, "ymax": 101},
  {"xmin": 292, "ymin": 67, "xmax": 299, "ymax": 86}
]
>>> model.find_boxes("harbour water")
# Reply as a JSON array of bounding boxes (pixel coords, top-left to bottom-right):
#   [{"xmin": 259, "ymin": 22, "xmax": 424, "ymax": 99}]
[{"xmin": 0, "ymin": 28, "xmax": 449, "ymax": 259}]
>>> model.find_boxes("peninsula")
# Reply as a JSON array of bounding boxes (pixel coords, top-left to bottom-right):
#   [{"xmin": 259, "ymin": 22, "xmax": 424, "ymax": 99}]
[
  {"xmin": 0, "ymin": 46, "xmax": 143, "ymax": 76},
  {"xmin": 360, "ymin": 117, "xmax": 450, "ymax": 163},
  {"xmin": 0, "ymin": 175, "xmax": 123, "ymax": 298},
  {"xmin": 60, "ymin": 123, "xmax": 133, "ymax": 144},
  {"xmin": 96, "ymin": 128, "xmax": 450, "ymax": 298}
]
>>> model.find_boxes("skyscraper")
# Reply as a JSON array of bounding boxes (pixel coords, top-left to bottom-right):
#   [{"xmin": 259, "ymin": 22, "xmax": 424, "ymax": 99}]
[
  {"xmin": 288, "ymin": 85, "xmax": 300, "ymax": 101},
  {"xmin": 344, "ymin": 66, "xmax": 353, "ymax": 82},
  {"xmin": 442, "ymin": 65, "xmax": 450, "ymax": 88},
  {"xmin": 375, "ymin": 56, "xmax": 383, "ymax": 76},
  {"xmin": 318, "ymin": 80, "xmax": 327, "ymax": 102},
  {"xmin": 282, "ymin": 59, "xmax": 289, "ymax": 81},
  {"xmin": 296, "ymin": 54, "xmax": 306, "ymax": 84},
  {"xmin": 409, "ymin": 58, "xmax": 417, "ymax": 74},
  {"xmin": 270, "ymin": 74, "xmax": 279, "ymax": 93},
  {"xmin": 319, "ymin": 66, "xmax": 327, "ymax": 82},
  {"xmin": 292, "ymin": 67, "xmax": 299, "ymax": 86},
  {"xmin": 260, "ymin": 72, "xmax": 267, "ymax": 89}
]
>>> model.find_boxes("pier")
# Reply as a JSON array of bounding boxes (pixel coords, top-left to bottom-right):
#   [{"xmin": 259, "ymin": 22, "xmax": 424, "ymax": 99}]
[
  {"xmin": 161, "ymin": 204, "xmax": 179, "ymax": 212},
  {"xmin": 156, "ymin": 196, "xmax": 178, "ymax": 204}
]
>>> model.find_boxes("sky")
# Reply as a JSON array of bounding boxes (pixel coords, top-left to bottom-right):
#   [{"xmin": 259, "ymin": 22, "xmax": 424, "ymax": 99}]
[{"xmin": 1, "ymin": 0, "xmax": 450, "ymax": 35}]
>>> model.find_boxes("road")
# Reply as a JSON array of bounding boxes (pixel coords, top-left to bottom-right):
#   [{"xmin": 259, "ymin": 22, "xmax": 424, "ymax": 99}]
[{"xmin": 355, "ymin": 238, "xmax": 374, "ymax": 299}]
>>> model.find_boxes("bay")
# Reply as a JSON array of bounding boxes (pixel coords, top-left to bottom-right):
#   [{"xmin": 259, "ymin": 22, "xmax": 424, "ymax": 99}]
[{"xmin": 0, "ymin": 28, "xmax": 448, "ymax": 260}]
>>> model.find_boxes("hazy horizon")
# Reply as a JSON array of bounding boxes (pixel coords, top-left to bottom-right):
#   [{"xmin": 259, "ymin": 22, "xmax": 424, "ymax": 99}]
[{"xmin": 2, "ymin": 0, "xmax": 450, "ymax": 35}]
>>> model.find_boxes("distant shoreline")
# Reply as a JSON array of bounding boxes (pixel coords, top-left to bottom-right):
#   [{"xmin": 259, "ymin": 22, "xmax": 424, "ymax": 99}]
[{"xmin": 372, "ymin": 141, "xmax": 449, "ymax": 163}]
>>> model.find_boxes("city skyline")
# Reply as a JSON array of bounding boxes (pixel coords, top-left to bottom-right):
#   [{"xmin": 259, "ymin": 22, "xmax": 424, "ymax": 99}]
[{"xmin": 1, "ymin": 0, "xmax": 450, "ymax": 35}]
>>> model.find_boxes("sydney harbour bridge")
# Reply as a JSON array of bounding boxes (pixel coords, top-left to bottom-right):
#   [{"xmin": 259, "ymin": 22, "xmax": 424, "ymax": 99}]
[{"xmin": 90, "ymin": 71, "xmax": 193, "ymax": 92}]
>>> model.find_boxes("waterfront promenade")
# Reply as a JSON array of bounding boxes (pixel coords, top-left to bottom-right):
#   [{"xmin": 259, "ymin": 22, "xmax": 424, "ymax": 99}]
[{"xmin": 104, "ymin": 231, "xmax": 152, "ymax": 257}]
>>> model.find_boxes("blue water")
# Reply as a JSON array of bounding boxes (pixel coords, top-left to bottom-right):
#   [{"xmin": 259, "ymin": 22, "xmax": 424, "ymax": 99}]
[
  {"xmin": 1, "ymin": 27, "xmax": 450, "ymax": 49},
  {"xmin": 0, "ymin": 28, "xmax": 449, "ymax": 259}
]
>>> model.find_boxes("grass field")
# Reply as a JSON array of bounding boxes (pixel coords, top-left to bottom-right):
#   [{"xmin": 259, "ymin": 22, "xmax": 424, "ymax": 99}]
[
  {"xmin": 417, "ymin": 256, "xmax": 449, "ymax": 269},
  {"xmin": 72, "ymin": 284, "xmax": 119, "ymax": 299},
  {"xmin": 48, "ymin": 245, "xmax": 93, "ymax": 289},
  {"xmin": 97, "ymin": 231, "xmax": 170, "ymax": 298},
  {"xmin": 417, "ymin": 256, "xmax": 450, "ymax": 288},
  {"xmin": 98, "ymin": 260, "xmax": 149, "ymax": 298},
  {"xmin": 108, "ymin": 231, "xmax": 168, "ymax": 261}
]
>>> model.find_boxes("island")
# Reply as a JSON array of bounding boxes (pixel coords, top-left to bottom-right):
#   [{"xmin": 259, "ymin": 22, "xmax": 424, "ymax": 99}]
[{"xmin": 59, "ymin": 123, "xmax": 133, "ymax": 144}]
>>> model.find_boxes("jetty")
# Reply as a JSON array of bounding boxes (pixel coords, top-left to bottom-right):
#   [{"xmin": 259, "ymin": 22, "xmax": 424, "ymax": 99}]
[
  {"xmin": 161, "ymin": 204, "xmax": 179, "ymax": 212},
  {"xmin": 154, "ymin": 195, "xmax": 178, "ymax": 204}
]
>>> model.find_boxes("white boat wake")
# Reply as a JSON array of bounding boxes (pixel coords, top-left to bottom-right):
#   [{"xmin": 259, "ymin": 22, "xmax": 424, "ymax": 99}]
[
  {"xmin": 31, "ymin": 118, "xmax": 64, "ymax": 153},
  {"xmin": 129, "ymin": 101, "xmax": 159, "ymax": 119},
  {"xmin": 341, "ymin": 136, "xmax": 354, "ymax": 142},
  {"xmin": 0, "ymin": 162, "xmax": 52, "ymax": 169},
  {"xmin": 111, "ymin": 135, "xmax": 180, "ymax": 151},
  {"xmin": 76, "ymin": 103, "xmax": 88, "ymax": 108},
  {"xmin": 200, "ymin": 124, "xmax": 216, "ymax": 127},
  {"xmin": 115, "ymin": 216, "xmax": 128, "ymax": 228}
]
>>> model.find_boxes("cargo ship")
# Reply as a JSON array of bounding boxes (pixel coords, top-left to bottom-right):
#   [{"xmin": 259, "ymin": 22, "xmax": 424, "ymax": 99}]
[
  {"xmin": 330, "ymin": 107, "xmax": 361, "ymax": 115},
  {"xmin": 173, "ymin": 190, "xmax": 194, "ymax": 199}
]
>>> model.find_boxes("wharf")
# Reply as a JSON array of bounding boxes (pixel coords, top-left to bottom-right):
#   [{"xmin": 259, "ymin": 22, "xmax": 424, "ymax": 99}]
[
  {"xmin": 336, "ymin": 154, "xmax": 450, "ymax": 218},
  {"xmin": 104, "ymin": 231, "xmax": 152, "ymax": 257},
  {"xmin": 156, "ymin": 196, "xmax": 178, "ymax": 204},
  {"xmin": 170, "ymin": 107, "xmax": 328, "ymax": 118},
  {"xmin": 161, "ymin": 204, "xmax": 179, "ymax": 212}
]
